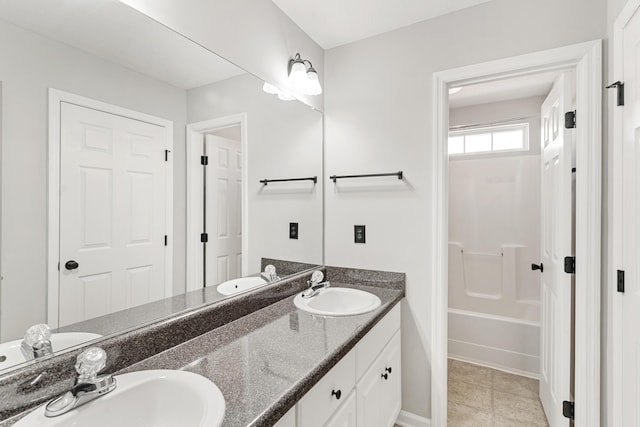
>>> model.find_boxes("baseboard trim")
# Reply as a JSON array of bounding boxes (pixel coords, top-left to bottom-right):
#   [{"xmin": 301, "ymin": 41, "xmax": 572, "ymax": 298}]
[{"xmin": 395, "ymin": 410, "xmax": 431, "ymax": 427}]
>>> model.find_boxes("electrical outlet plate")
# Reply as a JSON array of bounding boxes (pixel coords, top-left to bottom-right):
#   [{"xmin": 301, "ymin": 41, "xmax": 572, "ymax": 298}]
[{"xmin": 354, "ymin": 225, "xmax": 366, "ymax": 244}]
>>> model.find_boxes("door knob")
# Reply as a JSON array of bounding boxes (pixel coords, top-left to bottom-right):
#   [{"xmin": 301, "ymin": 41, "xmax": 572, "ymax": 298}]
[
  {"xmin": 531, "ymin": 263, "xmax": 543, "ymax": 273},
  {"xmin": 65, "ymin": 260, "xmax": 79, "ymax": 271}
]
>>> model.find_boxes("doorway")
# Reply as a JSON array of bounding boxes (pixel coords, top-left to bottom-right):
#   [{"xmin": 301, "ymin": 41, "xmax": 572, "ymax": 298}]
[
  {"xmin": 47, "ymin": 89, "xmax": 174, "ymax": 328},
  {"xmin": 446, "ymin": 70, "xmax": 576, "ymax": 426},
  {"xmin": 186, "ymin": 114, "xmax": 248, "ymax": 292},
  {"xmin": 431, "ymin": 40, "xmax": 602, "ymax": 427}
]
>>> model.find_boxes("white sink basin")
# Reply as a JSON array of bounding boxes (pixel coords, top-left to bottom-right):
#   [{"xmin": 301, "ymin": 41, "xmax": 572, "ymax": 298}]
[
  {"xmin": 0, "ymin": 332, "xmax": 102, "ymax": 371},
  {"xmin": 217, "ymin": 276, "xmax": 267, "ymax": 296},
  {"xmin": 294, "ymin": 287, "xmax": 382, "ymax": 316},
  {"xmin": 15, "ymin": 370, "xmax": 225, "ymax": 427}
]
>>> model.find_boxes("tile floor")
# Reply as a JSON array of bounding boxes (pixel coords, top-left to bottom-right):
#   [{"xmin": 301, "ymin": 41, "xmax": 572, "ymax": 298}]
[{"xmin": 448, "ymin": 359, "xmax": 549, "ymax": 427}]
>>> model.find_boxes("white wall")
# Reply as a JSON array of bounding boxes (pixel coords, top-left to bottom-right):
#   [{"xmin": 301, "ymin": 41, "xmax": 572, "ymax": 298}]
[
  {"xmin": 0, "ymin": 20, "xmax": 187, "ymax": 341},
  {"xmin": 119, "ymin": 0, "xmax": 324, "ymax": 112},
  {"xmin": 449, "ymin": 155, "xmax": 541, "ymax": 321},
  {"xmin": 324, "ymin": 0, "xmax": 606, "ymax": 418},
  {"xmin": 187, "ymin": 74, "xmax": 323, "ymax": 274}
]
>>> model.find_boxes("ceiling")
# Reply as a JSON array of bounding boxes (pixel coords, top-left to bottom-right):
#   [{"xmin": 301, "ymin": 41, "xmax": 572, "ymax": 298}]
[
  {"xmin": 449, "ymin": 71, "xmax": 559, "ymax": 109},
  {"xmin": 0, "ymin": 0, "xmax": 245, "ymax": 90},
  {"xmin": 271, "ymin": 0, "xmax": 495, "ymax": 49}
]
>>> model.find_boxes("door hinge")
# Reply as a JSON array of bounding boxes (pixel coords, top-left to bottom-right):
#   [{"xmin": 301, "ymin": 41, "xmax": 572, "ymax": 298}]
[
  {"xmin": 617, "ymin": 269, "xmax": 625, "ymax": 293},
  {"xmin": 606, "ymin": 81, "xmax": 625, "ymax": 106},
  {"xmin": 201, "ymin": 155, "xmax": 208, "ymax": 166},
  {"xmin": 562, "ymin": 401, "xmax": 575, "ymax": 420},
  {"xmin": 564, "ymin": 111, "xmax": 576, "ymax": 129},
  {"xmin": 200, "ymin": 233, "xmax": 208, "ymax": 243},
  {"xmin": 164, "ymin": 235, "xmax": 168, "ymax": 246},
  {"xmin": 564, "ymin": 256, "xmax": 575, "ymax": 274},
  {"xmin": 164, "ymin": 149, "xmax": 170, "ymax": 162}
]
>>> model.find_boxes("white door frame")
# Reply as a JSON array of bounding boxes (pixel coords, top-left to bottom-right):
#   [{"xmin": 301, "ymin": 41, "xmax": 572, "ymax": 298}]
[
  {"xmin": 185, "ymin": 114, "xmax": 248, "ymax": 292},
  {"xmin": 610, "ymin": 2, "xmax": 639, "ymax": 425},
  {"xmin": 431, "ymin": 40, "xmax": 602, "ymax": 426},
  {"xmin": 47, "ymin": 89, "xmax": 174, "ymax": 328}
]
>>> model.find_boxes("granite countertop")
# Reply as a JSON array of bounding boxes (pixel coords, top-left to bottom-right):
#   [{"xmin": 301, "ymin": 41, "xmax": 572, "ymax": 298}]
[{"xmin": 118, "ymin": 283, "xmax": 404, "ymax": 427}]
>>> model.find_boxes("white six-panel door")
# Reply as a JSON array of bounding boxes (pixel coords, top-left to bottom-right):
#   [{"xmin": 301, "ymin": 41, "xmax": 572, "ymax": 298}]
[
  {"xmin": 58, "ymin": 102, "xmax": 168, "ymax": 326},
  {"xmin": 539, "ymin": 73, "xmax": 573, "ymax": 427},
  {"xmin": 204, "ymin": 134, "xmax": 242, "ymax": 286}
]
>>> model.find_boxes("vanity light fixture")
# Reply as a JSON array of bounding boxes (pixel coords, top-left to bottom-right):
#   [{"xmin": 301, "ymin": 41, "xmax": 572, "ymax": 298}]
[
  {"xmin": 449, "ymin": 86, "xmax": 463, "ymax": 95},
  {"xmin": 288, "ymin": 53, "xmax": 322, "ymax": 96}
]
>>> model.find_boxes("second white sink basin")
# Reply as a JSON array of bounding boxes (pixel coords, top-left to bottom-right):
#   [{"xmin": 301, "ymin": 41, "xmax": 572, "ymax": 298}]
[
  {"xmin": 15, "ymin": 370, "xmax": 225, "ymax": 427},
  {"xmin": 217, "ymin": 276, "xmax": 267, "ymax": 296},
  {"xmin": 294, "ymin": 287, "xmax": 382, "ymax": 316}
]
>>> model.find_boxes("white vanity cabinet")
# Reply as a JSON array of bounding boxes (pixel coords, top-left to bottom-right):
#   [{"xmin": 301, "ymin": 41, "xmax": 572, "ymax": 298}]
[
  {"xmin": 274, "ymin": 407, "xmax": 296, "ymax": 427},
  {"xmin": 291, "ymin": 303, "xmax": 401, "ymax": 427},
  {"xmin": 356, "ymin": 331, "xmax": 401, "ymax": 427}
]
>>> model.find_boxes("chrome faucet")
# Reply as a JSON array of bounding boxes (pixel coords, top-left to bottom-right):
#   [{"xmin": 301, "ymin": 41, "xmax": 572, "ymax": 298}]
[
  {"xmin": 301, "ymin": 270, "xmax": 330, "ymax": 298},
  {"xmin": 45, "ymin": 347, "xmax": 117, "ymax": 417},
  {"xmin": 21, "ymin": 324, "xmax": 53, "ymax": 361},
  {"xmin": 261, "ymin": 264, "xmax": 280, "ymax": 282}
]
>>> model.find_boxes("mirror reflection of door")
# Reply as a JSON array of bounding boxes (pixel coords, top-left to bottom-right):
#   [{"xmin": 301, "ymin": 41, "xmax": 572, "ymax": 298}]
[
  {"xmin": 203, "ymin": 127, "xmax": 242, "ymax": 287},
  {"xmin": 56, "ymin": 95, "xmax": 172, "ymax": 328}
]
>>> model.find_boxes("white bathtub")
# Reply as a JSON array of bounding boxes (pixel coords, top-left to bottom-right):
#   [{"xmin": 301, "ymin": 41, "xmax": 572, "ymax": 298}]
[{"xmin": 448, "ymin": 308, "xmax": 540, "ymax": 378}]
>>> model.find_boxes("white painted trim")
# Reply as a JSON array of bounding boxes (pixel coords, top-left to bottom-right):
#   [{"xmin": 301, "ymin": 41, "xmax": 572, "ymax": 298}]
[
  {"xmin": 609, "ymin": 2, "xmax": 639, "ymax": 425},
  {"xmin": 431, "ymin": 40, "xmax": 602, "ymax": 427},
  {"xmin": 47, "ymin": 89, "xmax": 174, "ymax": 328},
  {"xmin": 185, "ymin": 114, "xmax": 248, "ymax": 292},
  {"xmin": 395, "ymin": 410, "xmax": 431, "ymax": 427}
]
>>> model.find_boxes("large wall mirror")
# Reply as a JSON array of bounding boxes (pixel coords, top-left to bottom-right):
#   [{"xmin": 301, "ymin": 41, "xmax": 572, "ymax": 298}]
[{"xmin": 0, "ymin": 0, "xmax": 323, "ymax": 373}]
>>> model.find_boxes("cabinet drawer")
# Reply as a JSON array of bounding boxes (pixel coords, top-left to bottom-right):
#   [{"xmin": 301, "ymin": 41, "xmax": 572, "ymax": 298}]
[
  {"xmin": 299, "ymin": 350, "xmax": 356, "ymax": 427},
  {"xmin": 356, "ymin": 303, "xmax": 400, "ymax": 379},
  {"xmin": 357, "ymin": 330, "xmax": 402, "ymax": 427}
]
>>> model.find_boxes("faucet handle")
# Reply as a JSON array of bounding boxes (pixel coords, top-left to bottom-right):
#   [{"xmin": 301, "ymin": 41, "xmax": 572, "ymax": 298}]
[
  {"xmin": 310, "ymin": 270, "xmax": 324, "ymax": 284},
  {"xmin": 23, "ymin": 324, "xmax": 52, "ymax": 347},
  {"xmin": 264, "ymin": 264, "xmax": 276, "ymax": 276},
  {"xmin": 75, "ymin": 347, "xmax": 107, "ymax": 379}
]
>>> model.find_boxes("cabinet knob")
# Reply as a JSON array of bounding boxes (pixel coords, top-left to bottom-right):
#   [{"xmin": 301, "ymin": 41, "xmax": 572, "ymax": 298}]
[
  {"xmin": 331, "ymin": 389, "xmax": 342, "ymax": 400},
  {"xmin": 381, "ymin": 373, "xmax": 388, "ymax": 380},
  {"xmin": 385, "ymin": 367, "xmax": 392, "ymax": 374}
]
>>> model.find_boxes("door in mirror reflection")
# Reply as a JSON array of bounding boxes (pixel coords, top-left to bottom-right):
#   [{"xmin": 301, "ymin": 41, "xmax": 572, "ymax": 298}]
[
  {"xmin": 204, "ymin": 131, "xmax": 243, "ymax": 286},
  {"xmin": 57, "ymin": 99, "xmax": 172, "ymax": 327}
]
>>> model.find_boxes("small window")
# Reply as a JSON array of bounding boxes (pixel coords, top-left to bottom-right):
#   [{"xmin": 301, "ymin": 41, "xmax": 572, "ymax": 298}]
[{"xmin": 448, "ymin": 122, "xmax": 529, "ymax": 156}]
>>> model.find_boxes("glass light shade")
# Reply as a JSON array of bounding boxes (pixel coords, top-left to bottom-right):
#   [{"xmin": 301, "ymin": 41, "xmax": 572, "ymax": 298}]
[
  {"xmin": 305, "ymin": 69, "xmax": 322, "ymax": 95},
  {"xmin": 448, "ymin": 86, "xmax": 463, "ymax": 95},
  {"xmin": 277, "ymin": 90, "xmax": 296, "ymax": 101},
  {"xmin": 262, "ymin": 82, "xmax": 279, "ymax": 94},
  {"xmin": 289, "ymin": 60, "xmax": 308, "ymax": 92}
]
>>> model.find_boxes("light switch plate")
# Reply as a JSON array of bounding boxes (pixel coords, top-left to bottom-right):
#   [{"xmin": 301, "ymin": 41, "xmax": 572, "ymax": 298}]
[
  {"xmin": 354, "ymin": 225, "xmax": 366, "ymax": 244},
  {"xmin": 289, "ymin": 222, "xmax": 299, "ymax": 239}
]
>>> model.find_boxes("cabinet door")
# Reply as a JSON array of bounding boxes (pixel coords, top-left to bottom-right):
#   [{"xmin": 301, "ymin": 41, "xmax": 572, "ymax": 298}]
[
  {"xmin": 325, "ymin": 390, "xmax": 357, "ymax": 427},
  {"xmin": 298, "ymin": 351, "xmax": 356, "ymax": 427},
  {"xmin": 357, "ymin": 331, "xmax": 402, "ymax": 427},
  {"xmin": 273, "ymin": 407, "xmax": 296, "ymax": 427}
]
